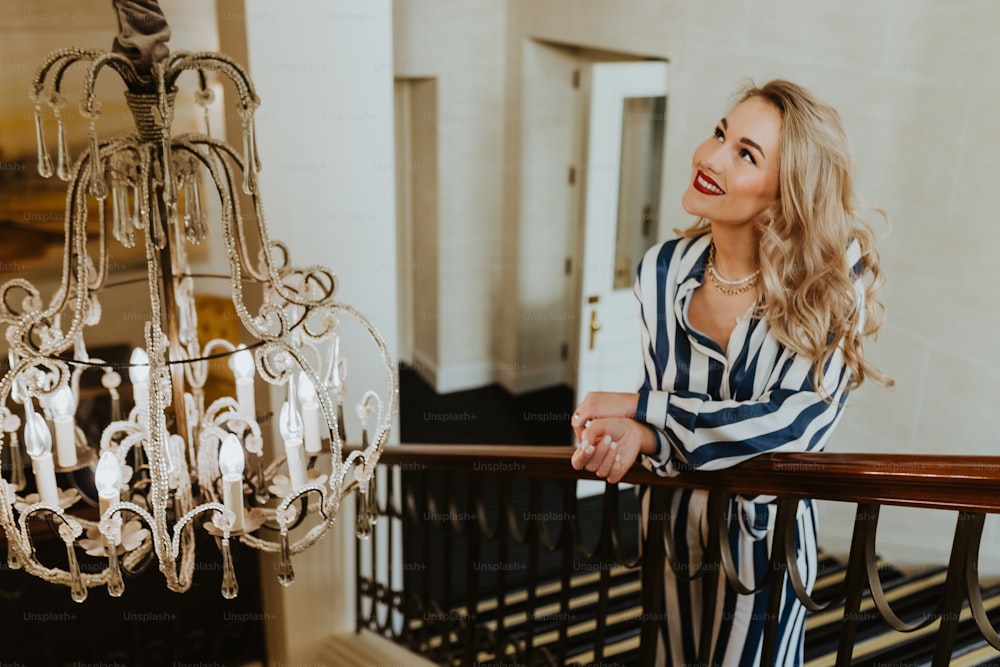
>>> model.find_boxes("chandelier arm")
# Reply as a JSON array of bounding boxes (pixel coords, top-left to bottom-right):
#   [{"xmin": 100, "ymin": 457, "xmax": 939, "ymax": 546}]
[
  {"xmin": 204, "ymin": 148, "xmax": 278, "ymax": 339},
  {"xmin": 329, "ymin": 302, "xmax": 399, "ymax": 438},
  {"xmin": 80, "ymin": 52, "xmax": 143, "ymax": 119},
  {"xmin": 0, "ymin": 279, "xmax": 42, "ymax": 325},
  {"xmin": 30, "ymin": 48, "xmax": 104, "ymax": 101},
  {"xmin": 101, "ymin": 500, "xmax": 178, "ymax": 585},
  {"xmin": 173, "ymin": 137, "xmax": 269, "ymax": 284},
  {"xmin": 184, "ymin": 337, "xmax": 233, "ymax": 392},
  {"xmin": 173, "ymin": 501, "xmax": 234, "ymax": 550},
  {"xmin": 165, "ymin": 52, "xmax": 260, "ymax": 109},
  {"xmin": 271, "ymin": 267, "xmax": 339, "ymax": 310},
  {"xmin": 257, "ymin": 495, "xmax": 312, "ymax": 535},
  {"xmin": 220, "ymin": 148, "xmax": 275, "ymax": 289},
  {"xmin": 238, "ymin": 486, "xmax": 332, "ymax": 554}
]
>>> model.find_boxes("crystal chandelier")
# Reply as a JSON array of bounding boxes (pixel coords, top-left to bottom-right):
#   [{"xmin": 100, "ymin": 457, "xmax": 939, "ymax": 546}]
[{"xmin": 0, "ymin": 3, "xmax": 396, "ymax": 601}]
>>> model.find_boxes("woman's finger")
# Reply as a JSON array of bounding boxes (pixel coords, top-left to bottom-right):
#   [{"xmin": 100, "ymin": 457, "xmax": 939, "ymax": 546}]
[{"xmin": 594, "ymin": 437, "xmax": 620, "ymax": 478}]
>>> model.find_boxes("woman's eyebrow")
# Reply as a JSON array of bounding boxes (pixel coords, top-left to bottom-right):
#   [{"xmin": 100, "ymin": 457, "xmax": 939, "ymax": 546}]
[
  {"xmin": 720, "ymin": 118, "xmax": 766, "ymax": 158},
  {"xmin": 741, "ymin": 137, "xmax": 765, "ymax": 158}
]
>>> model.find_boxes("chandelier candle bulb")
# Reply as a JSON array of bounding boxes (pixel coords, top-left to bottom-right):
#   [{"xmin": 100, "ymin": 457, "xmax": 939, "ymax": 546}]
[
  {"xmin": 50, "ymin": 386, "xmax": 77, "ymax": 467},
  {"xmin": 297, "ymin": 372, "xmax": 322, "ymax": 455},
  {"xmin": 128, "ymin": 347, "xmax": 150, "ymax": 421},
  {"xmin": 280, "ymin": 383, "xmax": 308, "ymax": 489},
  {"xmin": 218, "ymin": 434, "xmax": 245, "ymax": 533},
  {"xmin": 230, "ymin": 345, "xmax": 256, "ymax": 420},
  {"xmin": 24, "ymin": 411, "xmax": 59, "ymax": 506},
  {"xmin": 95, "ymin": 451, "xmax": 121, "ymax": 518}
]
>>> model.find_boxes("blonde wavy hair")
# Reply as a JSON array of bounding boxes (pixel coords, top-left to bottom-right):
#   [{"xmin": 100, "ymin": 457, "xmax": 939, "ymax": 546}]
[{"xmin": 681, "ymin": 79, "xmax": 892, "ymax": 393}]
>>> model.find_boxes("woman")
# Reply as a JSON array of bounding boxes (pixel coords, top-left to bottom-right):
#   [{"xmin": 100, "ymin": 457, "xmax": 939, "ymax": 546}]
[{"xmin": 569, "ymin": 79, "xmax": 890, "ymax": 665}]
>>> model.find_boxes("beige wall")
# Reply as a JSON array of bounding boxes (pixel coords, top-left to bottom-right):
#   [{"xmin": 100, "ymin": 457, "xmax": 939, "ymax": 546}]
[
  {"xmin": 394, "ymin": 0, "xmax": 507, "ymax": 392},
  {"xmin": 395, "ymin": 0, "xmax": 1000, "ymax": 567}
]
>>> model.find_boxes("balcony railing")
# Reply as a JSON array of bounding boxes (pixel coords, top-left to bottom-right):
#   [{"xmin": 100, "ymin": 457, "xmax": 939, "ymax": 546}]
[{"xmin": 354, "ymin": 444, "xmax": 1000, "ymax": 666}]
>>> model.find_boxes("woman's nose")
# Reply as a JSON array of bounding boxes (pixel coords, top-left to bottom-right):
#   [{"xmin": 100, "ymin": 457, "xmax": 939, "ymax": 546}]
[{"xmin": 700, "ymin": 143, "xmax": 726, "ymax": 173}]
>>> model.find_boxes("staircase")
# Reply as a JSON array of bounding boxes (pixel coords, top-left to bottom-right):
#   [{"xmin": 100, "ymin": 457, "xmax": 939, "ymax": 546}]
[{"xmin": 402, "ymin": 551, "xmax": 1000, "ymax": 666}]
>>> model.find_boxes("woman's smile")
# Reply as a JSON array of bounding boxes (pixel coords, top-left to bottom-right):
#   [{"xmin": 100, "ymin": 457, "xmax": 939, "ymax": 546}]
[{"xmin": 694, "ymin": 170, "xmax": 724, "ymax": 195}]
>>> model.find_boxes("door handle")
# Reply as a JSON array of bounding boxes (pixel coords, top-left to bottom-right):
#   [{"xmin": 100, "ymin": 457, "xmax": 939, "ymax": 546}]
[{"xmin": 589, "ymin": 309, "xmax": 602, "ymax": 350}]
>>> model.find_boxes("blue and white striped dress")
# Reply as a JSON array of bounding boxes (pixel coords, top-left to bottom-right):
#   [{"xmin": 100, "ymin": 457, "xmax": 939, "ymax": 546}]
[{"xmin": 634, "ymin": 232, "xmax": 860, "ymax": 666}]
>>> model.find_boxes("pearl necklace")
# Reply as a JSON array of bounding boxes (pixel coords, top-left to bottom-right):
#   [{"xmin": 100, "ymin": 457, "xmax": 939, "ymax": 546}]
[{"xmin": 706, "ymin": 243, "xmax": 760, "ymax": 296}]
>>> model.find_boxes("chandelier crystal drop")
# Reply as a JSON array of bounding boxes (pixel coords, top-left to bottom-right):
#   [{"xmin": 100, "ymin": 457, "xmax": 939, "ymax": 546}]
[{"xmin": 0, "ymin": 12, "xmax": 396, "ymax": 601}]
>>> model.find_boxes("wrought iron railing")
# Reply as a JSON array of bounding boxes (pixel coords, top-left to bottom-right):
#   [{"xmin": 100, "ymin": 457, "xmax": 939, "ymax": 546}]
[{"xmin": 354, "ymin": 445, "xmax": 1000, "ymax": 666}]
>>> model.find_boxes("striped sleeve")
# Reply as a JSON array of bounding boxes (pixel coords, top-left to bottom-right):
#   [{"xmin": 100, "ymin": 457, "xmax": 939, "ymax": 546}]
[
  {"xmin": 633, "ymin": 254, "xmax": 670, "ymax": 468},
  {"xmin": 637, "ymin": 347, "xmax": 851, "ymax": 471}
]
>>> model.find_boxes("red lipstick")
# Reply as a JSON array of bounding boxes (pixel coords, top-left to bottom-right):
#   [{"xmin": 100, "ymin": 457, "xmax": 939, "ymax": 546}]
[{"xmin": 693, "ymin": 170, "xmax": 724, "ymax": 195}]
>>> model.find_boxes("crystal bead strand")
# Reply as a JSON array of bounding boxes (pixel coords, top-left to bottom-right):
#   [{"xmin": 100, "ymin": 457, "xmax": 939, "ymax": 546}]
[
  {"xmin": 34, "ymin": 104, "xmax": 54, "ymax": 178},
  {"xmin": 153, "ymin": 65, "xmax": 178, "ymax": 229}
]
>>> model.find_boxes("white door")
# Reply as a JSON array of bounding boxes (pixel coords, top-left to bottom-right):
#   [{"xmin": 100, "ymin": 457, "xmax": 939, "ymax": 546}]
[{"xmin": 576, "ymin": 61, "xmax": 668, "ymax": 399}]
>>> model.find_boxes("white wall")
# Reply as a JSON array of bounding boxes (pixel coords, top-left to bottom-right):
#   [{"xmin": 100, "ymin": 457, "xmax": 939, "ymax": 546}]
[
  {"xmin": 394, "ymin": 0, "xmax": 508, "ymax": 393},
  {"xmin": 396, "ymin": 0, "xmax": 1000, "ymax": 570},
  {"xmin": 240, "ymin": 0, "xmax": 398, "ymax": 661}
]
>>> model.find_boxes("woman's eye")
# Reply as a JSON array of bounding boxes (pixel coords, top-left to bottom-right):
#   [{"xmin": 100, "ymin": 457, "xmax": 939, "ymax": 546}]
[
  {"xmin": 739, "ymin": 148, "xmax": 756, "ymax": 165},
  {"xmin": 713, "ymin": 127, "xmax": 724, "ymax": 142}
]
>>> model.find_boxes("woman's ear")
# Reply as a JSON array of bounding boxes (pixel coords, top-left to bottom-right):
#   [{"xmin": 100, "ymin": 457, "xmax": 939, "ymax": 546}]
[{"xmin": 761, "ymin": 202, "xmax": 781, "ymax": 225}]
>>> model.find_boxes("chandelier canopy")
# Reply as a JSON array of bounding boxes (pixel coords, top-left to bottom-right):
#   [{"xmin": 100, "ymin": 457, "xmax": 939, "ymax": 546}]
[{"xmin": 0, "ymin": 1, "xmax": 396, "ymax": 601}]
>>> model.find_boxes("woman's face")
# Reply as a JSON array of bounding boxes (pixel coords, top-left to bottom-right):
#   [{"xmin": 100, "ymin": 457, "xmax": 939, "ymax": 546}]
[{"xmin": 681, "ymin": 95, "xmax": 782, "ymax": 228}]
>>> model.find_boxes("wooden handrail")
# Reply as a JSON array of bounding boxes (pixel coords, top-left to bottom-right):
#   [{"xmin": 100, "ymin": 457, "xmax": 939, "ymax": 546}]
[
  {"xmin": 358, "ymin": 444, "xmax": 1000, "ymax": 664},
  {"xmin": 373, "ymin": 444, "xmax": 1000, "ymax": 514}
]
